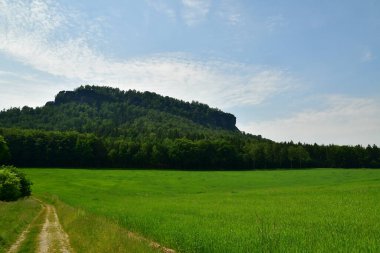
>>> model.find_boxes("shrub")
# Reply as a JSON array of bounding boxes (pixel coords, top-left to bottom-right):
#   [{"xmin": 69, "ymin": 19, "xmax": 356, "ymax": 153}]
[{"xmin": 0, "ymin": 166, "xmax": 32, "ymax": 201}]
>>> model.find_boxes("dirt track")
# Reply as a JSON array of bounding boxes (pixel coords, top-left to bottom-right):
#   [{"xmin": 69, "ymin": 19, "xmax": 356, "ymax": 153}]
[
  {"xmin": 7, "ymin": 202, "xmax": 73, "ymax": 253},
  {"xmin": 38, "ymin": 204, "xmax": 73, "ymax": 253},
  {"xmin": 8, "ymin": 200, "xmax": 176, "ymax": 253}
]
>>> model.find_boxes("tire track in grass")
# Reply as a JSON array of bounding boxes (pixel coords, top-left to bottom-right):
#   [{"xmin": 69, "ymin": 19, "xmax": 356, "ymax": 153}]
[
  {"xmin": 6, "ymin": 200, "xmax": 44, "ymax": 253},
  {"xmin": 6, "ymin": 222, "xmax": 33, "ymax": 253},
  {"xmin": 8, "ymin": 197, "xmax": 175, "ymax": 253}
]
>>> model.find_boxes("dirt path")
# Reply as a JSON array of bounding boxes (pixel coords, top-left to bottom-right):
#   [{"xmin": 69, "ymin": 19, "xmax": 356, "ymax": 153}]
[
  {"xmin": 38, "ymin": 204, "xmax": 73, "ymax": 253},
  {"xmin": 8, "ymin": 199, "xmax": 175, "ymax": 253}
]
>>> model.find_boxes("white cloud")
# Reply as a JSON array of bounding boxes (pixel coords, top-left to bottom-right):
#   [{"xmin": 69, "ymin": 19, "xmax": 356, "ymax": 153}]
[
  {"xmin": 0, "ymin": 0, "xmax": 294, "ymax": 110},
  {"xmin": 181, "ymin": 0, "xmax": 211, "ymax": 26},
  {"xmin": 238, "ymin": 95, "xmax": 380, "ymax": 146}
]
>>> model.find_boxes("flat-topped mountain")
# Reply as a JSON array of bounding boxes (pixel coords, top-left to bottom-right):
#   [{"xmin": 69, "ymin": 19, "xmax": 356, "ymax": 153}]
[{"xmin": 0, "ymin": 85, "xmax": 237, "ymax": 135}]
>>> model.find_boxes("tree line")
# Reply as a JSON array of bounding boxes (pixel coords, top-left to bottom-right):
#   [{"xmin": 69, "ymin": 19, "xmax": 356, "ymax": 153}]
[{"xmin": 1, "ymin": 128, "xmax": 379, "ymax": 169}]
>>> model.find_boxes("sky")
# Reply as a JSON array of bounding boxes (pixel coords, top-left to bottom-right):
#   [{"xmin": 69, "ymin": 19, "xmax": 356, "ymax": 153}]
[{"xmin": 0, "ymin": 0, "xmax": 379, "ymax": 146}]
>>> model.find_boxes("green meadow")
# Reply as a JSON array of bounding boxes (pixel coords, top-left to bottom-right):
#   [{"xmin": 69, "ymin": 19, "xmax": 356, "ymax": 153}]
[
  {"xmin": 24, "ymin": 168, "xmax": 380, "ymax": 253},
  {"xmin": 0, "ymin": 198, "xmax": 42, "ymax": 252}
]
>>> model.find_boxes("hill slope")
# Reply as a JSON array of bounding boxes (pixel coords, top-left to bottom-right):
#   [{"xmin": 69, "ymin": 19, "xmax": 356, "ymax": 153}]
[{"xmin": 0, "ymin": 85, "xmax": 238, "ymax": 137}]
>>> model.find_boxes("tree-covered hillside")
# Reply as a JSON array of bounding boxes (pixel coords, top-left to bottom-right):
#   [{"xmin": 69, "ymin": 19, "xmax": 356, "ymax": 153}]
[
  {"xmin": 0, "ymin": 85, "xmax": 237, "ymax": 135},
  {"xmin": 0, "ymin": 85, "xmax": 379, "ymax": 169}
]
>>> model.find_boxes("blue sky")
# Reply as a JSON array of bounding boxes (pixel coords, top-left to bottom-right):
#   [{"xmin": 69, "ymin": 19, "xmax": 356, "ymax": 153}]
[{"xmin": 0, "ymin": 0, "xmax": 379, "ymax": 145}]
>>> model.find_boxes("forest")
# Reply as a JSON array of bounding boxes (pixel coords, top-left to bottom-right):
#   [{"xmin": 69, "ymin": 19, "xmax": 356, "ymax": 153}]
[{"xmin": 0, "ymin": 85, "xmax": 379, "ymax": 169}]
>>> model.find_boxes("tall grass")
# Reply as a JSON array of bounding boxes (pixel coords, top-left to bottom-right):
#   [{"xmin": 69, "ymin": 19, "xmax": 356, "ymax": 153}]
[
  {"xmin": 25, "ymin": 169, "xmax": 380, "ymax": 252},
  {"xmin": 0, "ymin": 198, "xmax": 41, "ymax": 253},
  {"xmin": 42, "ymin": 196, "xmax": 160, "ymax": 253}
]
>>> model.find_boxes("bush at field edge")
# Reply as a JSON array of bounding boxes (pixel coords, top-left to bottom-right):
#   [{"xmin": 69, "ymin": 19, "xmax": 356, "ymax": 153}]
[{"xmin": 0, "ymin": 166, "xmax": 32, "ymax": 201}]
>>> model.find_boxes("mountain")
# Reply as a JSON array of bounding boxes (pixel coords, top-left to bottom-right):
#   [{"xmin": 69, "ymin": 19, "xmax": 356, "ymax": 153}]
[
  {"xmin": 0, "ymin": 85, "xmax": 238, "ymax": 136},
  {"xmin": 0, "ymin": 85, "xmax": 379, "ymax": 169}
]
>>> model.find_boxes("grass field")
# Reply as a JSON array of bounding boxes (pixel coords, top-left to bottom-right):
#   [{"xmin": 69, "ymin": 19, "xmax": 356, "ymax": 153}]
[
  {"xmin": 24, "ymin": 168, "xmax": 380, "ymax": 252},
  {"xmin": 47, "ymin": 197, "xmax": 160, "ymax": 253},
  {"xmin": 0, "ymin": 198, "xmax": 42, "ymax": 253}
]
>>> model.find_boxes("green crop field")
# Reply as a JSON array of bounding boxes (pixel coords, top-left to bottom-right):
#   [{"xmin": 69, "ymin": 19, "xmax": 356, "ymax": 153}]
[{"xmin": 24, "ymin": 168, "xmax": 380, "ymax": 253}]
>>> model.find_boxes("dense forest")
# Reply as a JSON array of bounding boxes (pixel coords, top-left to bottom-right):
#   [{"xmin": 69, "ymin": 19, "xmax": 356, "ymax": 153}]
[{"xmin": 0, "ymin": 85, "xmax": 379, "ymax": 169}]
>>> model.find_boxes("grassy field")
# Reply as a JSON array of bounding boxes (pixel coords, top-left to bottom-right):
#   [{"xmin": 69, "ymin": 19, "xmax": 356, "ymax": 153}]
[
  {"xmin": 46, "ymin": 197, "xmax": 161, "ymax": 253},
  {"xmin": 24, "ymin": 168, "xmax": 380, "ymax": 253},
  {"xmin": 0, "ymin": 198, "xmax": 42, "ymax": 253}
]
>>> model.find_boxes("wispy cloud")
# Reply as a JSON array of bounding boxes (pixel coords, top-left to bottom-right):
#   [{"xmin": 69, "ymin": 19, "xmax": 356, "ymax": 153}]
[
  {"xmin": 265, "ymin": 15, "xmax": 287, "ymax": 32},
  {"xmin": 181, "ymin": 0, "xmax": 211, "ymax": 26},
  {"xmin": 361, "ymin": 49, "xmax": 374, "ymax": 62},
  {"xmin": 217, "ymin": 0, "xmax": 243, "ymax": 26},
  {"xmin": 0, "ymin": 0, "xmax": 294, "ymax": 109},
  {"xmin": 146, "ymin": 0, "xmax": 213, "ymax": 26},
  {"xmin": 238, "ymin": 95, "xmax": 380, "ymax": 146},
  {"xmin": 146, "ymin": 0, "xmax": 176, "ymax": 21},
  {"xmin": 0, "ymin": 69, "xmax": 73, "ymax": 110}
]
